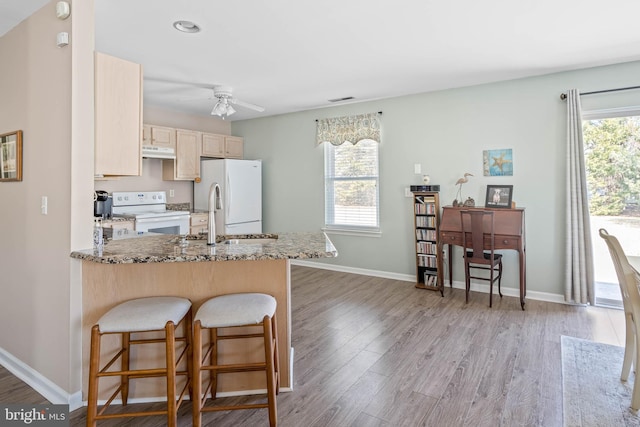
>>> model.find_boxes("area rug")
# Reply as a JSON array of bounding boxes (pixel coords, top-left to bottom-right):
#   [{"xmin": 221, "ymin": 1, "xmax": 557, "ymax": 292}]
[{"xmin": 561, "ymin": 335, "xmax": 640, "ymax": 426}]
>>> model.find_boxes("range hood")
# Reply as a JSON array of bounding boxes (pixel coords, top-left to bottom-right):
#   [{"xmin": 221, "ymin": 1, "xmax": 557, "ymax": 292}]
[{"xmin": 141, "ymin": 145, "xmax": 176, "ymax": 159}]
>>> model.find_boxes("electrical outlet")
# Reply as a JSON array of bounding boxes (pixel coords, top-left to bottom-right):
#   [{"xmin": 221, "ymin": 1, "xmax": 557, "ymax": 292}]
[
  {"xmin": 405, "ymin": 187, "xmax": 412, "ymax": 198},
  {"xmin": 169, "ymin": 189, "xmax": 175, "ymax": 198},
  {"xmin": 414, "ymin": 163, "xmax": 421, "ymax": 174},
  {"xmin": 41, "ymin": 196, "xmax": 48, "ymax": 215}
]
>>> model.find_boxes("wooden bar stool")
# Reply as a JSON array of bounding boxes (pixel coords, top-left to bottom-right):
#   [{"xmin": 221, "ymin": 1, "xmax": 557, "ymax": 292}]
[
  {"xmin": 192, "ymin": 293, "xmax": 279, "ymax": 427},
  {"xmin": 86, "ymin": 296, "xmax": 193, "ymax": 427}
]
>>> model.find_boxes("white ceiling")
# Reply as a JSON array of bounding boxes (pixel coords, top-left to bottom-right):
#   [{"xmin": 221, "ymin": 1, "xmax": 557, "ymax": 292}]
[
  {"xmin": 4, "ymin": 1, "xmax": 640, "ymax": 121},
  {"xmin": 0, "ymin": 0, "xmax": 50, "ymax": 37}
]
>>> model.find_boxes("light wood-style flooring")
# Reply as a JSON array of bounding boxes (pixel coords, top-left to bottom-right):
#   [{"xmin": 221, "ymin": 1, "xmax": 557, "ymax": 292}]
[{"xmin": 0, "ymin": 265, "xmax": 626, "ymax": 426}]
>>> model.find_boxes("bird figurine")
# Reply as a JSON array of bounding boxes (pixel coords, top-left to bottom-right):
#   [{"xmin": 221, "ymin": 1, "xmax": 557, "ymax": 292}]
[{"xmin": 453, "ymin": 173, "xmax": 473, "ymax": 205}]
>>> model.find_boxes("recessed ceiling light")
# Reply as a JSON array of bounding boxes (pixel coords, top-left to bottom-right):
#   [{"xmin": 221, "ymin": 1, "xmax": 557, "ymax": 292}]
[{"xmin": 173, "ymin": 20, "xmax": 200, "ymax": 33}]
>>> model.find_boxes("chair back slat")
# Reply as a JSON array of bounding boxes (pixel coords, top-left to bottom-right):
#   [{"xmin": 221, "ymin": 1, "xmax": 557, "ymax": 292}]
[
  {"xmin": 461, "ymin": 210, "xmax": 495, "ymax": 263},
  {"xmin": 599, "ymin": 228, "xmax": 638, "ymax": 315}
]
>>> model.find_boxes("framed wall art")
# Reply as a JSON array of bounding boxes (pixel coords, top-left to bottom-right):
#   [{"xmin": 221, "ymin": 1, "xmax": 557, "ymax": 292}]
[
  {"xmin": 483, "ymin": 148, "xmax": 513, "ymax": 176},
  {"xmin": 485, "ymin": 185, "xmax": 513, "ymax": 208},
  {"xmin": 0, "ymin": 130, "xmax": 22, "ymax": 182}
]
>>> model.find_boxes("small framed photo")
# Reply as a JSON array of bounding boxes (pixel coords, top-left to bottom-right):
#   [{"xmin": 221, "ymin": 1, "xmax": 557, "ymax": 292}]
[{"xmin": 485, "ymin": 185, "xmax": 513, "ymax": 208}]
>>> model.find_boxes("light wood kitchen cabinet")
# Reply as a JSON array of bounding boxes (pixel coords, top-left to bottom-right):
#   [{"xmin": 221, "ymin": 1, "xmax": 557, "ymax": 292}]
[
  {"xmin": 163, "ymin": 129, "xmax": 200, "ymax": 180},
  {"xmin": 201, "ymin": 133, "xmax": 225, "ymax": 157},
  {"xmin": 190, "ymin": 212, "xmax": 208, "ymax": 235},
  {"xmin": 143, "ymin": 125, "xmax": 176, "ymax": 149},
  {"xmin": 94, "ymin": 52, "xmax": 142, "ymax": 176},
  {"xmin": 201, "ymin": 133, "xmax": 243, "ymax": 159},
  {"xmin": 224, "ymin": 136, "xmax": 244, "ymax": 158}
]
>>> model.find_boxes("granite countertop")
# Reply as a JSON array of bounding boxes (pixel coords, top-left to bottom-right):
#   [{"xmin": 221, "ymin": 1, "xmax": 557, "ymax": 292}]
[{"xmin": 70, "ymin": 232, "xmax": 338, "ymax": 264}]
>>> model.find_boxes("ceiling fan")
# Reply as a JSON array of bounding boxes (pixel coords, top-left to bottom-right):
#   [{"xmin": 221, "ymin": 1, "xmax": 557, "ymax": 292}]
[{"xmin": 210, "ymin": 85, "xmax": 265, "ymax": 119}]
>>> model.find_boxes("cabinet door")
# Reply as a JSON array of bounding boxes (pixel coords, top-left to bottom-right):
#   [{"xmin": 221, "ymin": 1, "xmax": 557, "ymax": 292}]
[
  {"xmin": 94, "ymin": 52, "xmax": 142, "ymax": 176},
  {"xmin": 201, "ymin": 133, "xmax": 225, "ymax": 157},
  {"xmin": 164, "ymin": 129, "xmax": 200, "ymax": 180},
  {"xmin": 190, "ymin": 213, "xmax": 208, "ymax": 235},
  {"xmin": 224, "ymin": 136, "xmax": 244, "ymax": 159},
  {"xmin": 142, "ymin": 124, "xmax": 151, "ymax": 145},
  {"xmin": 151, "ymin": 126, "xmax": 176, "ymax": 148}
]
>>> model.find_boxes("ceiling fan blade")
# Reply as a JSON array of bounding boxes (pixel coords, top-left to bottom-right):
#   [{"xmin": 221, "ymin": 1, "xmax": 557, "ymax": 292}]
[{"xmin": 229, "ymin": 98, "xmax": 265, "ymax": 112}]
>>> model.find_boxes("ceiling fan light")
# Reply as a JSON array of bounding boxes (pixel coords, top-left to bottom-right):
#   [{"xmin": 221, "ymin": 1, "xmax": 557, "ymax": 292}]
[
  {"xmin": 212, "ymin": 101, "xmax": 226, "ymax": 116},
  {"xmin": 226, "ymin": 105, "xmax": 236, "ymax": 116}
]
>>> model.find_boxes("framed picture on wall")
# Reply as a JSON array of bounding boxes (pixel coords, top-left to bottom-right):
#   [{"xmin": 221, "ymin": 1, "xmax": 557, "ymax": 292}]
[
  {"xmin": 485, "ymin": 185, "xmax": 513, "ymax": 208},
  {"xmin": 0, "ymin": 130, "xmax": 22, "ymax": 182}
]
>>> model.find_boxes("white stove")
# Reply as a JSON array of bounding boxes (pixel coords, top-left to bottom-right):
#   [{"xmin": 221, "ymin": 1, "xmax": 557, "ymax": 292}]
[{"xmin": 111, "ymin": 191, "xmax": 190, "ymax": 235}]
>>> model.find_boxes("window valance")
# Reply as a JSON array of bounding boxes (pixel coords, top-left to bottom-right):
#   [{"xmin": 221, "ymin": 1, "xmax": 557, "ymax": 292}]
[{"xmin": 316, "ymin": 112, "xmax": 381, "ymax": 146}]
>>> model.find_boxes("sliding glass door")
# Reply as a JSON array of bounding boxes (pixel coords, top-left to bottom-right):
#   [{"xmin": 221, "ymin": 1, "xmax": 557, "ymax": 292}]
[{"xmin": 584, "ymin": 112, "xmax": 640, "ymax": 307}]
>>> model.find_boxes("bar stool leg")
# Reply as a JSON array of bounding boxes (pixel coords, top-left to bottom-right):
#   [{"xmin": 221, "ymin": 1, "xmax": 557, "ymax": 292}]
[
  {"xmin": 272, "ymin": 313, "xmax": 280, "ymax": 394},
  {"xmin": 192, "ymin": 320, "xmax": 203, "ymax": 427},
  {"xmin": 121, "ymin": 332, "xmax": 130, "ymax": 405},
  {"xmin": 185, "ymin": 308, "xmax": 194, "ymax": 401},
  {"xmin": 165, "ymin": 322, "xmax": 177, "ymax": 427},
  {"xmin": 86, "ymin": 326, "xmax": 101, "ymax": 427},
  {"xmin": 263, "ymin": 315, "xmax": 277, "ymax": 427},
  {"xmin": 210, "ymin": 327, "xmax": 218, "ymax": 400}
]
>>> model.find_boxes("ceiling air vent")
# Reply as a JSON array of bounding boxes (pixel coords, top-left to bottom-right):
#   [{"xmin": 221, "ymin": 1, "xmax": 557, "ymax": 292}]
[{"xmin": 328, "ymin": 96, "xmax": 355, "ymax": 103}]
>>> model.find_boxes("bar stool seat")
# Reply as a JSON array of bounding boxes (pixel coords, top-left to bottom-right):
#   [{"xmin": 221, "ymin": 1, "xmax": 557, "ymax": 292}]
[
  {"xmin": 193, "ymin": 293, "xmax": 279, "ymax": 427},
  {"xmin": 86, "ymin": 296, "xmax": 193, "ymax": 427}
]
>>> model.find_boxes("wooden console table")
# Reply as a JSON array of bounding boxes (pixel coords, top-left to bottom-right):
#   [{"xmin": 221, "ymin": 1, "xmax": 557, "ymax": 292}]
[{"xmin": 439, "ymin": 206, "xmax": 527, "ymax": 310}]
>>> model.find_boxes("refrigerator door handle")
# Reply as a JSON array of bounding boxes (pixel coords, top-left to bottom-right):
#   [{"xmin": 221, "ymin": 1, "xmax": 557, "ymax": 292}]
[{"xmin": 226, "ymin": 172, "xmax": 231, "ymax": 218}]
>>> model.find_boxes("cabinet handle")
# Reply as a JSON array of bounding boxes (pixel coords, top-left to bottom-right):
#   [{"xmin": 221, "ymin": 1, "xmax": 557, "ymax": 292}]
[
  {"xmin": 450, "ymin": 236, "xmax": 455, "ymax": 240},
  {"xmin": 199, "ymin": 219, "xmax": 206, "ymax": 222},
  {"xmin": 503, "ymin": 239, "xmax": 509, "ymax": 244}
]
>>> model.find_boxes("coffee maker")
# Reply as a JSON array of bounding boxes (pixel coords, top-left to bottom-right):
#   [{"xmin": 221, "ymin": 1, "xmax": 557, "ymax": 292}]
[{"xmin": 94, "ymin": 190, "xmax": 112, "ymax": 219}]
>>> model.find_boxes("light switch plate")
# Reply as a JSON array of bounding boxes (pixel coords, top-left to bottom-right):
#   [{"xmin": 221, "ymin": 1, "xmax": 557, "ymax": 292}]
[{"xmin": 414, "ymin": 163, "xmax": 421, "ymax": 174}]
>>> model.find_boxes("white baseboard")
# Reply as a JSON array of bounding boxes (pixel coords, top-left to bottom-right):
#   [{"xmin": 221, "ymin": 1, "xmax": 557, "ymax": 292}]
[
  {"xmin": 1, "ymin": 262, "xmax": 565, "ymax": 413},
  {"xmin": 20, "ymin": 347, "xmax": 296, "ymax": 409},
  {"xmin": 0, "ymin": 346, "xmax": 78, "ymax": 409},
  {"xmin": 291, "ymin": 260, "xmax": 566, "ymax": 304}
]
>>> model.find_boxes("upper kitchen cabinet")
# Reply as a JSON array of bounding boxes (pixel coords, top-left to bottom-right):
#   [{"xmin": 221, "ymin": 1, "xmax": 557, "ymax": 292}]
[
  {"xmin": 143, "ymin": 124, "xmax": 176, "ymax": 149},
  {"xmin": 163, "ymin": 129, "xmax": 200, "ymax": 180},
  {"xmin": 201, "ymin": 133, "xmax": 224, "ymax": 157},
  {"xmin": 201, "ymin": 133, "xmax": 244, "ymax": 159},
  {"xmin": 94, "ymin": 52, "xmax": 143, "ymax": 177},
  {"xmin": 224, "ymin": 136, "xmax": 244, "ymax": 159}
]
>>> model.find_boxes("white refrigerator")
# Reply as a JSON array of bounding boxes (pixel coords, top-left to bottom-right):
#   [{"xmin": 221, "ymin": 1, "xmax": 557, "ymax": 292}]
[{"xmin": 194, "ymin": 159, "xmax": 262, "ymax": 234}]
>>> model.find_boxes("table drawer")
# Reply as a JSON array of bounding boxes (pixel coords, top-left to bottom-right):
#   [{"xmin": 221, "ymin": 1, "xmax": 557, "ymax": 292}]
[
  {"xmin": 440, "ymin": 231, "xmax": 519, "ymax": 250},
  {"xmin": 441, "ymin": 232, "xmax": 462, "ymax": 246},
  {"xmin": 493, "ymin": 235, "xmax": 520, "ymax": 250}
]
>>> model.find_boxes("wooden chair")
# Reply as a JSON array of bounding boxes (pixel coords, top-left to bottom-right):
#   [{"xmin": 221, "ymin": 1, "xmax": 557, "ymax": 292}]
[
  {"xmin": 86, "ymin": 296, "xmax": 193, "ymax": 427},
  {"xmin": 192, "ymin": 293, "xmax": 279, "ymax": 427},
  {"xmin": 461, "ymin": 210, "xmax": 503, "ymax": 307},
  {"xmin": 599, "ymin": 228, "xmax": 640, "ymax": 410}
]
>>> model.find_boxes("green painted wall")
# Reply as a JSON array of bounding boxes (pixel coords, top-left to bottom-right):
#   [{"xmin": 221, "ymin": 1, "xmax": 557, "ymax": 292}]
[{"xmin": 233, "ymin": 60, "xmax": 640, "ymax": 296}]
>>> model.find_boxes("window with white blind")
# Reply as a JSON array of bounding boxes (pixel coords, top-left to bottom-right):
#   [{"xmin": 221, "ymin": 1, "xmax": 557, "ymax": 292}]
[{"xmin": 324, "ymin": 139, "xmax": 380, "ymax": 233}]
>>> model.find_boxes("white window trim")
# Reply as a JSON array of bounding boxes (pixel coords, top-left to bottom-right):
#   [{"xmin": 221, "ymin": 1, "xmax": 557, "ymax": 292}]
[
  {"xmin": 323, "ymin": 140, "xmax": 380, "ymax": 235},
  {"xmin": 582, "ymin": 105, "xmax": 640, "ymax": 120},
  {"xmin": 322, "ymin": 226, "xmax": 382, "ymax": 237}
]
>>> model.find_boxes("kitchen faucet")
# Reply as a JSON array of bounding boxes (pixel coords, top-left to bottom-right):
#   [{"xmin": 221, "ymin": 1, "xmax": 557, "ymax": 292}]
[{"xmin": 207, "ymin": 183, "xmax": 222, "ymax": 245}]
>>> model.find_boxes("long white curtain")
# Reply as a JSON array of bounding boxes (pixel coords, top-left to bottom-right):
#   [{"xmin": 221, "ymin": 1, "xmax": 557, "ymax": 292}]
[{"xmin": 565, "ymin": 89, "xmax": 595, "ymax": 305}]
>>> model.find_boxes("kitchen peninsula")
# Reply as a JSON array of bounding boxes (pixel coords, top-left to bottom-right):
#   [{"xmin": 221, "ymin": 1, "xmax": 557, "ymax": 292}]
[{"xmin": 71, "ymin": 232, "xmax": 337, "ymax": 400}]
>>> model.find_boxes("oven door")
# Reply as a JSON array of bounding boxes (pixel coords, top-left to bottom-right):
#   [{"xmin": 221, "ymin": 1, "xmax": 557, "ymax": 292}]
[{"xmin": 134, "ymin": 215, "xmax": 190, "ymax": 235}]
